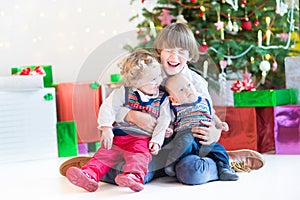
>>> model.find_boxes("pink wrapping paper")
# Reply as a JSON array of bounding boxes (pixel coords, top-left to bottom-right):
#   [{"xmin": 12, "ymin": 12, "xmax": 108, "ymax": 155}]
[{"xmin": 274, "ymin": 105, "xmax": 300, "ymax": 154}]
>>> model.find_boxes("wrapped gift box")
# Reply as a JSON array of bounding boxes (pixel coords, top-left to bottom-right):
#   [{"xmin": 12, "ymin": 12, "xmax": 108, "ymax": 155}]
[
  {"xmin": 0, "ymin": 75, "xmax": 44, "ymax": 90},
  {"xmin": 215, "ymin": 106, "xmax": 258, "ymax": 151},
  {"xmin": 274, "ymin": 105, "xmax": 300, "ymax": 154},
  {"xmin": 255, "ymin": 107, "xmax": 275, "ymax": 153},
  {"xmin": 285, "ymin": 56, "xmax": 300, "ymax": 104},
  {"xmin": 0, "ymin": 88, "xmax": 57, "ymax": 163},
  {"xmin": 57, "ymin": 121, "xmax": 78, "ymax": 157},
  {"xmin": 233, "ymin": 88, "xmax": 297, "ymax": 107},
  {"xmin": 78, "ymin": 143, "xmax": 88, "ymax": 154},
  {"xmin": 11, "ymin": 65, "xmax": 53, "ymax": 87},
  {"xmin": 56, "ymin": 82, "xmax": 102, "ymax": 143}
]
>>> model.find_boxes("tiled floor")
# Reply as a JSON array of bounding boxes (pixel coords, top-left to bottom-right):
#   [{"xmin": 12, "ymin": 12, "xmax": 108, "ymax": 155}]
[{"xmin": 1, "ymin": 154, "xmax": 299, "ymax": 200}]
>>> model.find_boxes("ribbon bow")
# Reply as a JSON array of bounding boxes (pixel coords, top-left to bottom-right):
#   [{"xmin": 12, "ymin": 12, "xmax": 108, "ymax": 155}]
[
  {"xmin": 19, "ymin": 66, "xmax": 46, "ymax": 76},
  {"xmin": 231, "ymin": 79, "xmax": 256, "ymax": 92}
]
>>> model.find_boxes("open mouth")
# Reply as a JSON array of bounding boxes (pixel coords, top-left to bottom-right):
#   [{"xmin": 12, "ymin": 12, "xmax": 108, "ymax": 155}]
[{"xmin": 167, "ymin": 61, "xmax": 180, "ymax": 68}]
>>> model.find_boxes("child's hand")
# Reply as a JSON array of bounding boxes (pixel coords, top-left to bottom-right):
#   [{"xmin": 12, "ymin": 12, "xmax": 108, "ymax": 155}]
[
  {"xmin": 149, "ymin": 142, "xmax": 160, "ymax": 155},
  {"xmin": 220, "ymin": 122, "xmax": 229, "ymax": 132},
  {"xmin": 165, "ymin": 127, "xmax": 174, "ymax": 138},
  {"xmin": 100, "ymin": 127, "xmax": 114, "ymax": 150}
]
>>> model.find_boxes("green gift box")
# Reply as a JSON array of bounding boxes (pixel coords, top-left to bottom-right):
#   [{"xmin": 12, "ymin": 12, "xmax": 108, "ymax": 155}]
[
  {"xmin": 56, "ymin": 121, "xmax": 78, "ymax": 157},
  {"xmin": 233, "ymin": 88, "xmax": 298, "ymax": 107},
  {"xmin": 11, "ymin": 65, "xmax": 53, "ymax": 88}
]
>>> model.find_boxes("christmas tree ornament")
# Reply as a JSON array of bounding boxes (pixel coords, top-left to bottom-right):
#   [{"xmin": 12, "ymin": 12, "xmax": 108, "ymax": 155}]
[
  {"xmin": 199, "ymin": 38, "xmax": 209, "ymax": 52},
  {"xmin": 241, "ymin": 0, "xmax": 247, "ymax": 8},
  {"xmin": 227, "ymin": 47, "xmax": 233, "ymax": 65},
  {"xmin": 190, "ymin": 0, "xmax": 197, "ymax": 3},
  {"xmin": 259, "ymin": 60, "xmax": 271, "ymax": 84},
  {"xmin": 241, "ymin": 13, "xmax": 252, "ymax": 31},
  {"xmin": 199, "ymin": 6, "xmax": 206, "ymax": 21},
  {"xmin": 275, "ymin": 0, "xmax": 288, "ymax": 16},
  {"xmin": 232, "ymin": 21, "xmax": 239, "ymax": 34},
  {"xmin": 219, "ymin": 60, "xmax": 228, "ymax": 71},
  {"xmin": 214, "ymin": 5, "xmax": 223, "ymax": 31},
  {"xmin": 254, "ymin": 19, "xmax": 260, "ymax": 26},
  {"xmin": 227, "ymin": 56, "xmax": 233, "ymax": 66},
  {"xmin": 225, "ymin": 13, "xmax": 233, "ymax": 32},
  {"xmin": 241, "ymin": 20, "xmax": 252, "ymax": 31},
  {"xmin": 250, "ymin": 57, "xmax": 255, "ymax": 64},
  {"xmin": 214, "ymin": 20, "xmax": 224, "ymax": 30},
  {"xmin": 225, "ymin": 0, "xmax": 238, "ymax": 11},
  {"xmin": 158, "ymin": 8, "xmax": 174, "ymax": 26},
  {"xmin": 176, "ymin": 14, "xmax": 187, "ymax": 24},
  {"xmin": 219, "ymin": 60, "xmax": 227, "ymax": 94},
  {"xmin": 279, "ymin": 33, "xmax": 289, "ymax": 41}
]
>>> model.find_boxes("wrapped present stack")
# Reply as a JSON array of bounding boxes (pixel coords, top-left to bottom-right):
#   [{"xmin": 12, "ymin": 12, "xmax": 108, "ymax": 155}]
[
  {"xmin": 6, "ymin": 65, "xmax": 105, "ymax": 158},
  {"xmin": 56, "ymin": 81, "xmax": 103, "ymax": 156},
  {"xmin": 218, "ymin": 56, "xmax": 300, "ymax": 154},
  {"xmin": 0, "ymin": 67, "xmax": 57, "ymax": 163}
]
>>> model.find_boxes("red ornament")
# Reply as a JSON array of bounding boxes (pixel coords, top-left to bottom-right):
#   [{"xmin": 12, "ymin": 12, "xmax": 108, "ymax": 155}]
[
  {"xmin": 190, "ymin": 0, "xmax": 197, "ymax": 3},
  {"xmin": 254, "ymin": 19, "xmax": 260, "ymax": 26},
  {"xmin": 241, "ymin": 20, "xmax": 252, "ymax": 31},
  {"xmin": 199, "ymin": 44, "xmax": 209, "ymax": 52},
  {"xmin": 241, "ymin": 0, "xmax": 247, "ymax": 6},
  {"xmin": 199, "ymin": 10, "xmax": 204, "ymax": 17}
]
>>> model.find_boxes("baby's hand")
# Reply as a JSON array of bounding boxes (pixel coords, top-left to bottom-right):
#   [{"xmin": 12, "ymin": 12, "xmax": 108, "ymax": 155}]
[
  {"xmin": 149, "ymin": 142, "xmax": 160, "ymax": 155},
  {"xmin": 165, "ymin": 127, "xmax": 174, "ymax": 138},
  {"xmin": 220, "ymin": 122, "xmax": 229, "ymax": 132}
]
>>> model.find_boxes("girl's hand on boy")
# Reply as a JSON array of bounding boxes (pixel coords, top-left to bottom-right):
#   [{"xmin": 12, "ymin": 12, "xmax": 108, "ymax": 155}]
[
  {"xmin": 149, "ymin": 142, "xmax": 160, "ymax": 155},
  {"xmin": 126, "ymin": 110, "xmax": 157, "ymax": 133},
  {"xmin": 100, "ymin": 127, "xmax": 114, "ymax": 150},
  {"xmin": 191, "ymin": 120, "xmax": 221, "ymax": 145}
]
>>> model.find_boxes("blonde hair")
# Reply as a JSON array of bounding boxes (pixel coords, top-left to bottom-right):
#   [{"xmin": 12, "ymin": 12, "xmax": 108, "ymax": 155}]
[
  {"xmin": 153, "ymin": 23, "xmax": 200, "ymax": 63},
  {"xmin": 119, "ymin": 48, "xmax": 159, "ymax": 87}
]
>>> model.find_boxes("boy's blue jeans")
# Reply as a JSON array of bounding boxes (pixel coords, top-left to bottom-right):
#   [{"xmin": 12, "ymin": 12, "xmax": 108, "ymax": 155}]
[{"xmin": 101, "ymin": 148, "xmax": 218, "ymax": 185}]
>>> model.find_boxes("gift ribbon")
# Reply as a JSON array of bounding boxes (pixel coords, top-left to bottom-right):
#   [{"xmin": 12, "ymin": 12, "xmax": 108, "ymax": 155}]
[
  {"xmin": 19, "ymin": 66, "xmax": 46, "ymax": 76},
  {"xmin": 231, "ymin": 79, "xmax": 255, "ymax": 92},
  {"xmin": 44, "ymin": 93, "xmax": 53, "ymax": 101}
]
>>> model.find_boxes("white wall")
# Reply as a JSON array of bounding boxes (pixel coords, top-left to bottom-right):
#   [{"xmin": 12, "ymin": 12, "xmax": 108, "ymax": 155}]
[{"xmin": 0, "ymin": 0, "xmax": 157, "ymax": 84}]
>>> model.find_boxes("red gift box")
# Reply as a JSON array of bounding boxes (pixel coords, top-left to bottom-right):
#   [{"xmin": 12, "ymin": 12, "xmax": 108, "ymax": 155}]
[
  {"xmin": 255, "ymin": 107, "xmax": 276, "ymax": 153},
  {"xmin": 215, "ymin": 107, "xmax": 258, "ymax": 151},
  {"xmin": 56, "ymin": 82, "xmax": 103, "ymax": 143}
]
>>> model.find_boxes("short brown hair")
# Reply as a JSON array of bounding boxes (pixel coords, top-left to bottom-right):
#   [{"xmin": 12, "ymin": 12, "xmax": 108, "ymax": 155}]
[{"xmin": 152, "ymin": 23, "xmax": 200, "ymax": 63}]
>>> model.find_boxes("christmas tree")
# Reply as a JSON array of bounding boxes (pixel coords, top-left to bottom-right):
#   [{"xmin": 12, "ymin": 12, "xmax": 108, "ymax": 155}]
[{"xmin": 127, "ymin": 0, "xmax": 300, "ymax": 90}]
